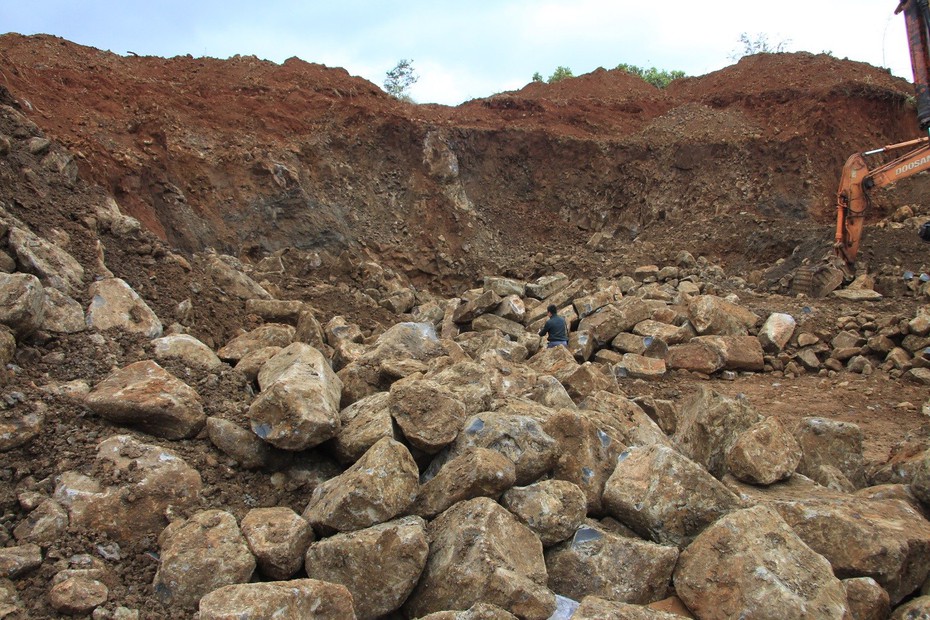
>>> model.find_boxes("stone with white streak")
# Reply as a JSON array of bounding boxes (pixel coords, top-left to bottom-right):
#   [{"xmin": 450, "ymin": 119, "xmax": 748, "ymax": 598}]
[{"xmin": 85, "ymin": 278, "xmax": 162, "ymax": 338}]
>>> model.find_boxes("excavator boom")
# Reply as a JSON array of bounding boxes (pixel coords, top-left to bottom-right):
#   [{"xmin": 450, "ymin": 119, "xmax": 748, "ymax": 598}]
[{"xmin": 831, "ymin": 0, "xmax": 930, "ymax": 271}]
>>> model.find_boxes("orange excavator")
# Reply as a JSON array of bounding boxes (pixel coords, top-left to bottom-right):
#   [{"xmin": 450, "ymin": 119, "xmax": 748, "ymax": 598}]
[{"xmin": 800, "ymin": 0, "xmax": 930, "ymax": 296}]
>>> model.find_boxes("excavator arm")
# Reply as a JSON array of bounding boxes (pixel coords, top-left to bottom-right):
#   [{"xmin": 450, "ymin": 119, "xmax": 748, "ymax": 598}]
[{"xmin": 831, "ymin": 0, "xmax": 930, "ymax": 273}]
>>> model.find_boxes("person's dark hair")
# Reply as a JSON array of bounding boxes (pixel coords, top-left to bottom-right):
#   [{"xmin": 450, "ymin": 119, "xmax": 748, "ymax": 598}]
[{"xmin": 547, "ymin": 304, "xmax": 557, "ymax": 315}]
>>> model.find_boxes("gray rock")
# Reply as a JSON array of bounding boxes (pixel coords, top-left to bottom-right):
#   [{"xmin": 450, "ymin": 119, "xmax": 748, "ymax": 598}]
[
  {"xmin": 304, "ymin": 516, "xmax": 428, "ymax": 620},
  {"xmin": 303, "ymin": 437, "xmax": 418, "ymax": 534},
  {"xmin": 674, "ymin": 505, "xmax": 849, "ymax": 620},
  {"xmin": 153, "ymin": 510, "xmax": 256, "ymax": 610},
  {"xmin": 86, "ymin": 278, "xmax": 162, "ymax": 338},
  {"xmin": 603, "ymin": 444, "xmax": 742, "ymax": 548},
  {"xmin": 545, "ymin": 524, "xmax": 678, "ymax": 605},
  {"xmin": 198, "ymin": 579, "xmax": 356, "ymax": 620},
  {"xmin": 405, "ymin": 497, "xmax": 555, "ymax": 620},
  {"xmin": 241, "ymin": 507, "xmax": 314, "ymax": 580},
  {"xmin": 85, "ymin": 360, "xmax": 205, "ymax": 439},
  {"xmin": 249, "ymin": 343, "xmax": 343, "ymax": 450}
]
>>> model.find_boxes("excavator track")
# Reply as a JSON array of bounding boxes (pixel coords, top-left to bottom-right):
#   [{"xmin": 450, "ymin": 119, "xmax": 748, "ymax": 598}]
[{"xmin": 791, "ymin": 263, "xmax": 845, "ymax": 298}]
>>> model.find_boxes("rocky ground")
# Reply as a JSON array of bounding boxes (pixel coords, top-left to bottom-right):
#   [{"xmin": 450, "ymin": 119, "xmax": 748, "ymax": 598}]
[{"xmin": 0, "ymin": 34, "xmax": 929, "ymax": 620}]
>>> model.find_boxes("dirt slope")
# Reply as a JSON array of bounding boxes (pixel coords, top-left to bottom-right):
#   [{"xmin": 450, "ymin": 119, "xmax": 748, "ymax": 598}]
[{"xmin": 1, "ymin": 34, "xmax": 927, "ymax": 292}]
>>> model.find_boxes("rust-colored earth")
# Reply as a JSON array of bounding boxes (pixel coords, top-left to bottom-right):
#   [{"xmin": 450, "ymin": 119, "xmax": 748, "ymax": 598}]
[{"xmin": 0, "ymin": 33, "xmax": 929, "ymax": 618}]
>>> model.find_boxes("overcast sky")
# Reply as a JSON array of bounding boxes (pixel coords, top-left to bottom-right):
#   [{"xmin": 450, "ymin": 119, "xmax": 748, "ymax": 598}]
[{"xmin": 0, "ymin": 1, "xmax": 917, "ymax": 105}]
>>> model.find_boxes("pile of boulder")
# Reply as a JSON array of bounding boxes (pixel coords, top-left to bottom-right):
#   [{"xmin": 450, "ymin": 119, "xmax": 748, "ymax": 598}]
[{"xmin": 2, "ymin": 206, "xmax": 930, "ymax": 618}]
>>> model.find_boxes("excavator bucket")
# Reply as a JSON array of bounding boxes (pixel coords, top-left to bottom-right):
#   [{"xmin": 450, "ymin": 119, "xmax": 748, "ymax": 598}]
[{"xmin": 791, "ymin": 263, "xmax": 845, "ymax": 298}]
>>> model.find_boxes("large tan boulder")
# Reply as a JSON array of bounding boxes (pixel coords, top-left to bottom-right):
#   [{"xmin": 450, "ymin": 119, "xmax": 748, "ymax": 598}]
[
  {"xmin": 85, "ymin": 360, "xmax": 205, "ymax": 439},
  {"xmin": 0, "ymin": 272, "xmax": 46, "ymax": 337},
  {"xmin": 249, "ymin": 343, "xmax": 343, "ymax": 450},
  {"xmin": 196, "ymin": 252, "xmax": 272, "ymax": 300},
  {"xmin": 501, "ymin": 480, "xmax": 587, "ymax": 546},
  {"xmin": 843, "ymin": 577, "xmax": 890, "ymax": 620},
  {"xmin": 404, "ymin": 497, "xmax": 555, "ymax": 619},
  {"xmin": 545, "ymin": 524, "xmax": 678, "ymax": 605},
  {"xmin": 543, "ymin": 409, "xmax": 622, "ymax": 515},
  {"xmin": 304, "ymin": 516, "xmax": 428, "ymax": 620},
  {"xmin": 773, "ymin": 497, "xmax": 930, "ymax": 604},
  {"xmin": 302, "ymin": 438, "xmax": 418, "ymax": 534},
  {"xmin": 205, "ymin": 417, "xmax": 271, "ymax": 469},
  {"xmin": 674, "ymin": 505, "xmax": 849, "ymax": 619},
  {"xmin": 725, "ymin": 416, "xmax": 802, "ymax": 485},
  {"xmin": 580, "ymin": 391, "xmax": 671, "ymax": 450},
  {"xmin": 331, "ymin": 391, "xmax": 395, "ymax": 464},
  {"xmin": 240, "ymin": 507, "xmax": 314, "ymax": 580},
  {"xmin": 794, "ymin": 417, "xmax": 866, "ymax": 491},
  {"xmin": 198, "ymin": 579, "xmax": 355, "ymax": 619},
  {"xmin": 603, "ymin": 444, "xmax": 742, "ymax": 548},
  {"xmin": 692, "ymin": 335, "xmax": 764, "ymax": 371},
  {"xmin": 152, "ymin": 334, "xmax": 223, "ymax": 369},
  {"xmin": 414, "ymin": 447, "xmax": 516, "ymax": 519},
  {"xmin": 153, "ymin": 510, "xmax": 256, "ymax": 610},
  {"xmin": 573, "ymin": 596, "xmax": 684, "ymax": 619},
  {"xmin": 448, "ymin": 412, "xmax": 558, "ymax": 485},
  {"xmin": 389, "ymin": 377, "xmax": 467, "ymax": 453},
  {"xmin": 8, "ymin": 226, "xmax": 84, "ymax": 295},
  {"xmin": 86, "ymin": 278, "xmax": 162, "ymax": 338},
  {"xmin": 217, "ymin": 323, "xmax": 295, "ymax": 362},
  {"xmin": 758, "ymin": 312, "xmax": 796, "ymax": 351},
  {"xmin": 53, "ymin": 435, "xmax": 202, "ymax": 543},
  {"xmin": 673, "ymin": 386, "xmax": 763, "ymax": 479},
  {"xmin": 687, "ymin": 295, "xmax": 759, "ymax": 336}
]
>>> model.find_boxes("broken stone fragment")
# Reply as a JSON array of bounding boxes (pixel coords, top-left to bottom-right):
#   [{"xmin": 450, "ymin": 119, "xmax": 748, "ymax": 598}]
[
  {"xmin": 152, "ymin": 333, "xmax": 223, "ymax": 369},
  {"xmin": 572, "ymin": 596, "xmax": 683, "ymax": 619},
  {"xmin": 673, "ymin": 505, "xmax": 850, "ymax": 619},
  {"xmin": 331, "ymin": 391, "xmax": 395, "ymax": 464},
  {"xmin": 842, "ymin": 577, "xmax": 890, "ymax": 620},
  {"xmin": 303, "ymin": 437, "xmax": 419, "ymax": 534},
  {"xmin": 687, "ymin": 294, "xmax": 760, "ymax": 336},
  {"xmin": 48, "ymin": 574, "xmax": 108, "ymax": 616},
  {"xmin": 249, "ymin": 342, "xmax": 343, "ymax": 450},
  {"xmin": 404, "ymin": 497, "xmax": 555, "ymax": 619},
  {"xmin": 758, "ymin": 312, "xmax": 796, "ymax": 351},
  {"xmin": 240, "ymin": 507, "xmax": 314, "ymax": 580},
  {"xmin": 12, "ymin": 498, "xmax": 68, "ymax": 547},
  {"xmin": 501, "ymin": 480, "xmax": 587, "ymax": 546},
  {"xmin": 389, "ymin": 377, "xmax": 467, "ymax": 453},
  {"xmin": 0, "ymin": 272, "xmax": 46, "ymax": 337},
  {"xmin": 8, "ymin": 226, "xmax": 84, "ymax": 295},
  {"xmin": 198, "ymin": 579, "xmax": 356, "ymax": 620},
  {"xmin": 603, "ymin": 444, "xmax": 742, "ymax": 548},
  {"xmin": 448, "ymin": 412, "xmax": 558, "ymax": 486},
  {"xmin": 153, "ymin": 509, "xmax": 256, "ymax": 610},
  {"xmin": 216, "ymin": 323, "xmax": 295, "ymax": 362},
  {"xmin": 545, "ymin": 523, "xmax": 678, "ymax": 605},
  {"xmin": 414, "ymin": 447, "xmax": 516, "ymax": 519},
  {"xmin": 85, "ymin": 360, "xmax": 205, "ymax": 439},
  {"xmin": 304, "ymin": 516, "xmax": 428, "ymax": 620},
  {"xmin": 206, "ymin": 417, "xmax": 271, "ymax": 469},
  {"xmin": 0, "ymin": 544, "xmax": 42, "ymax": 578},
  {"xmin": 85, "ymin": 277, "xmax": 163, "ymax": 338},
  {"xmin": 196, "ymin": 251, "xmax": 272, "ymax": 300},
  {"xmin": 794, "ymin": 417, "xmax": 866, "ymax": 491},
  {"xmin": 0, "ymin": 410, "xmax": 43, "ymax": 452},
  {"xmin": 41, "ymin": 287, "xmax": 85, "ymax": 333},
  {"xmin": 725, "ymin": 416, "xmax": 801, "ymax": 485}
]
